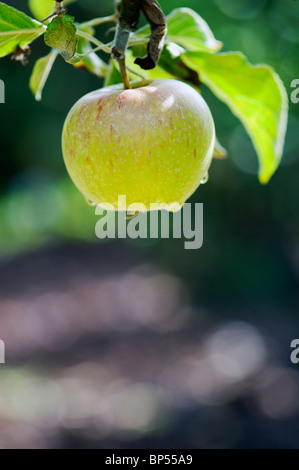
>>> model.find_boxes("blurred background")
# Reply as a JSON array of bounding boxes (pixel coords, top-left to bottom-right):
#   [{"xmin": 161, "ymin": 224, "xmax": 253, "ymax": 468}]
[{"xmin": 0, "ymin": 0, "xmax": 298, "ymax": 449}]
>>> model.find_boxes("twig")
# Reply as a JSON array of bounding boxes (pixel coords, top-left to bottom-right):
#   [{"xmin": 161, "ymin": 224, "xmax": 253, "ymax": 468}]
[
  {"xmin": 41, "ymin": 0, "xmax": 66, "ymax": 22},
  {"xmin": 74, "ymin": 38, "xmax": 148, "ymax": 59},
  {"xmin": 80, "ymin": 15, "xmax": 117, "ymax": 29},
  {"xmin": 77, "ymin": 41, "xmax": 114, "ymax": 58},
  {"xmin": 111, "ymin": 0, "xmax": 167, "ymax": 88},
  {"xmin": 126, "ymin": 65, "xmax": 146, "ymax": 80},
  {"xmin": 76, "ymin": 31, "xmax": 111, "ymax": 53}
]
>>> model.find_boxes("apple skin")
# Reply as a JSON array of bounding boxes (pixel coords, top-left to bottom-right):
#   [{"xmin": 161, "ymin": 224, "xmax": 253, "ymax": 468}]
[{"xmin": 62, "ymin": 79, "xmax": 215, "ymax": 211}]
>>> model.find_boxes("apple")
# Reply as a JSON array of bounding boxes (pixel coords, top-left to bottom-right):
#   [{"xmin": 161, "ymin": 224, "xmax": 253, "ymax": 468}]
[{"xmin": 62, "ymin": 79, "xmax": 215, "ymax": 211}]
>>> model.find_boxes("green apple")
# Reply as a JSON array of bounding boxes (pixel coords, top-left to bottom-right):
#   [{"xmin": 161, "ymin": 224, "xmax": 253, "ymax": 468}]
[{"xmin": 62, "ymin": 79, "xmax": 215, "ymax": 211}]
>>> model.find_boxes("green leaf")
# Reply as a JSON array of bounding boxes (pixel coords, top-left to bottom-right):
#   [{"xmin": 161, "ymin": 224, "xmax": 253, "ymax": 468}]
[
  {"xmin": 134, "ymin": 8, "xmax": 222, "ymax": 53},
  {"xmin": 0, "ymin": 2, "xmax": 45, "ymax": 58},
  {"xmin": 167, "ymin": 8, "xmax": 222, "ymax": 53},
  {"xmin": 29, "ymin": 51, "xmax": 58, "ymax": 101},
  {"xmin": 182, "ymin": 52, "xmax": 288, "ymax": 182},
  {"xmin": 131, "ymin": 42, "xmax": 201, "ymax": 86},
  {"xmin": 44, "ymin": 15, "xmax": 77, "ymax": 61},
  {"xmin": 28, "ymin": 0, "xmax": 77, "ymax": 22},
  {"xmin": 115, "ymin": 49, "xmax": 175, "ymax": 85},
  {"xmin": 104, "ymin": 61, "xmax": 122, "ymax": 87},
  {"xmin": 213, "ymin": 137, "xmax": 228, "ymax": 159},
  {"xmin": 69, "ymin": 25, "xmax": 108, "ymax": 76}
]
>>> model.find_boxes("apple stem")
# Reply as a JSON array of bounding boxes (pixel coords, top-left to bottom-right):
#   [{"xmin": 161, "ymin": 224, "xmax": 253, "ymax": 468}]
[
  {"xmin": 118, "ymin": 57, "xmax": 132, "ymax": 90},
  {"xmin": 111, "ymin": 21, "xmax": 132, "ymax": 89}
]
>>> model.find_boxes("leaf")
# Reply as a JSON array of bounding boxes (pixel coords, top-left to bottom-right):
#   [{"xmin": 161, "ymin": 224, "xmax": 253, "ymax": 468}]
[
  {"xmin": 182, "ymin": 52, "xmax": 288, "ymax": 182},
  {"xmin": 70, "ymin": 25, "xmax": 108, "ymax": 76},
  {"xmin": 44, "ymin": 15, "xmax": 77, "ymax": 61},
  {"xmin": 213, "ymin": 137, "xmax": 228, "ymax": 159},
  {"xmin": 134, "ymin": 8, "xmax": 222, "ymax": 53},
  {"xmin": 167, "ymin": 8, "xmax": 222, "ymax": 53},
  {"xmin": 28, "ymin": 0, "xmax": 77, "ymax": 22},
  {"xmin": 131, "ymin": 43, "xmax": 200, "ymax": 86},
  {"xmin": 29, "ymin": 51, "xmax": 58, "ymax": 101},
  {"xmin": 0, "ymin": 2, "xmax": 45, "ymax": 58},
  {"xmin": 104, "ymin": 61, "xmax": 122, "ymax": 87}
]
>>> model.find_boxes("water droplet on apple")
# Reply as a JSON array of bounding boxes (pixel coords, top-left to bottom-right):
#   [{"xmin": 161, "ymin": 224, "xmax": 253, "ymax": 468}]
[
  {"xmin": 84, "ymin": 197, "xmax": 97, "ymax": 207},
  {"xmin": 200, "ymin": 172, "xmax": 209, "ymax": 184}
]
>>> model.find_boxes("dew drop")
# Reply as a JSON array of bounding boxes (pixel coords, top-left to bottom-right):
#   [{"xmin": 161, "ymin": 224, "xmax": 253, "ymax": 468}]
[
  {"xmin": 84, "ymin": 197, "xmax": 97, "ymax": 207},
  {"xmin": 200, "ymin": 172, "xmax": 209, "ymax": 185}
]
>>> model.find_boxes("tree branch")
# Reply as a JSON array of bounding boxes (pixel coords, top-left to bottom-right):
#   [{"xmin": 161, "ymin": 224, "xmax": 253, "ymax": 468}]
[{"xmin": 111, "ymin": 0, "xmax": 167, "ymax": 89}]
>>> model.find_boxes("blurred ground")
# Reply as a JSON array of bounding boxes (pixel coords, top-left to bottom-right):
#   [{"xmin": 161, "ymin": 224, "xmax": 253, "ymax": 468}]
[{"xmin": 0, "ymin": 242, "xmax": 298, "ymax": 449}]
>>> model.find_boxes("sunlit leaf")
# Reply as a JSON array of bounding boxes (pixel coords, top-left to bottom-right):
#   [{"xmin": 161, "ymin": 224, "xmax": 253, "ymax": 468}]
[
  {"xmin": 213, "ymin": 137, "xmax": 228, "ymax": 159},
  {"xmin": 28, "ymin": 0, "xmax": 77, "ymax": 22},
  {"xmin": 167, "ymin": 8, "xmax": 222, "ymax": 52},
  {"xmin": 104, "ymin": 61, "xmax": 122, "ymax": 87},
  {"xmin": 70, "ymin": 25, "xmax": 108, "ymax": 76},
  {"xmin": 135, "ymin": 8, "xmax": 222, "ymax": 53},
  {"xmin": 44, "ymin": 15, "xmax": 77, "ymax": 61},
  {"xmin": 0, "ymin": 2, "xmax": 44, "ymax": 58},
  {"xmin": 131, "ymin": 43, "xmax": 200, "ymax": 86},
  {"xmin": 182, "ymin": 52, "xmax": 288, "ymax": 182},
  {"xmin": 30, "ymin": 51, "xmax": 58, "ymax": 101}
]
